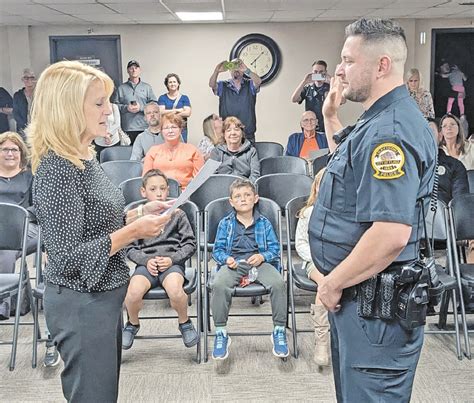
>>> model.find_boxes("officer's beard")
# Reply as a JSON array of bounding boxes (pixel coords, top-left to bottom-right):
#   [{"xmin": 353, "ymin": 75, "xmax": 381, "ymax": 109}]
[{"xmin": 344, "ymin": 86, "xmax": 371, "ymax": 103}]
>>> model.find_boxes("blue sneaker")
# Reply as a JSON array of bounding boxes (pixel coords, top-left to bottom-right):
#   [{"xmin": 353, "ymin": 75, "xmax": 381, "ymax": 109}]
[
  {"xmin": 272, "ymin": 327, "xmax": 289, "ymax": 358},
  {"xmin": 212, "ymin": 330, "xmax": 231, "ymax": 360}
]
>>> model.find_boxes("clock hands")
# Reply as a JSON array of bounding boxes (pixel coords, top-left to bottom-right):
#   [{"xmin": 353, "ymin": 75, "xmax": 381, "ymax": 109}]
[{"xmin": 250, "ymin": 51, "xmax": 265, "ymax": 68}]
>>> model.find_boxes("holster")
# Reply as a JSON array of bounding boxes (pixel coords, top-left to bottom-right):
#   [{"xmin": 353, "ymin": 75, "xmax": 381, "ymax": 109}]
[{"xmin": 356, "ymin": 260, "xmax": 435, "ymax": 331}]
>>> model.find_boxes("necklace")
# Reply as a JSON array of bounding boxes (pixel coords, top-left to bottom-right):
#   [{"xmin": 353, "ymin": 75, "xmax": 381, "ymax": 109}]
[{"xmin": 167, "ymin": 145, "xmax": 179, "ymax": 161}]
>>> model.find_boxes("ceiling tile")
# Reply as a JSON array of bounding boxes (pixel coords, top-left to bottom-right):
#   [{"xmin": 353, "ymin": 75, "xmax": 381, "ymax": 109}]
[
  {"xmin": 318, "ymin": 8, "xmax": 377, "ymax": 18},
  {"xmin": 0, "ymin": 3, "xmax": 63, "ymax": 16},
  {"xmin": 47, "ymin": 3, "xmax": 116, "ymax": 14},
  {"xmin": 104, "ymin": 2, "xmax": 168, "ymax": 14}
]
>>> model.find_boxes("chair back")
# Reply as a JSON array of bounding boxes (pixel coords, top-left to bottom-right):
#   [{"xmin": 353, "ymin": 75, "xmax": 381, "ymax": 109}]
[
  {"xmin": 449, "ymin": 193, "xmax": 474, "ymax": 240},
  {"xmin": 99, "ymin": 146, "xmax": 133, "ymax": 163},
  {"xmin": 468, "ymin": 169, "xmax": 474, "ymax": 193},
  {"xmin": 425, "ymin": 199, "xmax": 448, "ymax": 243},
  {"xmin": 101, "ymin": 160, "xmax": 143, "ymax": 187},
  {"xmin": 0, "ymin": 203, "xmax": 29, "ymax": 251},
  {"xmin": 255, "ymin": 173, "xmax": 313, "ymax": 211},
  {"xmin": 260, "ymin": 156, "xmax": 307, "ymax": 176},
  {"xmin": 312, "ymin": 153, "xmax": 330, "ymax": 177},
  {"xmin": 190, "ymin": 174, "xmax": 241, "ymax": 211},
  {"xmin": 254, "ymin": 141, "xmax": 284, "ymax": 160},
  {"xmin": 285, "ymin": 196, "xmax": 309, "ymax": 244},
  {"xmin": 119, "ymin": 176, "xmax": 181, "ymax": 205}
]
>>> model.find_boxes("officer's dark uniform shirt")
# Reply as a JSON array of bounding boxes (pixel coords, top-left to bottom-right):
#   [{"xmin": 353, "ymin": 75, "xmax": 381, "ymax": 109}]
[
  {"xmin": 437, "ymin": 148, "xmax": 469, "ymax": 205},
  {"xmin": 309, "ymin": 85, "xmax": 437, "ymax": 274}
]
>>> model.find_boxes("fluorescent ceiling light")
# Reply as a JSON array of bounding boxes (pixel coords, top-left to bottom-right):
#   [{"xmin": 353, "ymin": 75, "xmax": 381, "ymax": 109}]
[{"xmin": 176, "ymin": 12, "xmax": 223, "ymax": 21}]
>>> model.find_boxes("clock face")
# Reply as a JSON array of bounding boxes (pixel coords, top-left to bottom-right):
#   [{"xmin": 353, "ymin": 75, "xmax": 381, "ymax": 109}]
[
  {"xmin": 239, "ymin": 43, "xmax": 273, "ymax": 78},
  {"xmin": 230, "ymin": 33, "xmax": 281, "ymax": 85}
]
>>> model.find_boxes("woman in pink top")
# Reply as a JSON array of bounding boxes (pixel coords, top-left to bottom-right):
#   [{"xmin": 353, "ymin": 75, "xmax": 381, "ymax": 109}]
[{"xmin": 143, "ymin": 114, "xmax": 204, "ymax": 189}]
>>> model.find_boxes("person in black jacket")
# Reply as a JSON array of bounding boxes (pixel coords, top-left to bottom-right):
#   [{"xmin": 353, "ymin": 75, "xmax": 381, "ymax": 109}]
[
  {"xmin": 428, "ymin": 118, "xmax": 469, "ymax": 204},
  {"xmin": 0, "ymin": 87, "xmax": 13, "ymax": 133},
  {"xmin": 13, "ymin": 68, "xmax": 36, "ymax": 138}
]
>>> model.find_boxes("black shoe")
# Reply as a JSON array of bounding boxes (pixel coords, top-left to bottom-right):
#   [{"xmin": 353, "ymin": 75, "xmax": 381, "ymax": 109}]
[{"xmin": 178, "ymin": 320, "xmax": 199, "ymax": 348}]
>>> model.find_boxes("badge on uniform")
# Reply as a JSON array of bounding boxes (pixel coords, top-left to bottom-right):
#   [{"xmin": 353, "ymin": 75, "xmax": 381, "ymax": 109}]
[{"xmin": 371, "ymin": 143, "xmax": 405, "ymax": 180}]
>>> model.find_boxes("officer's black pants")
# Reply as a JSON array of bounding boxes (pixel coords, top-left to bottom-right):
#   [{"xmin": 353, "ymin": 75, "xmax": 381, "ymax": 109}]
[
  {"xmin": 329, "ymin": 298, "xmax": 424, "ymax": 403},
  {"xmin": 44, "ymin": 283, "xmax": 127, "ymax": 403}
]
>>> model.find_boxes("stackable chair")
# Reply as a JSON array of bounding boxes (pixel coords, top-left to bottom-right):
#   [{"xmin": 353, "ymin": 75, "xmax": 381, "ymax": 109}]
[
  {"xmin": 255, "ymin": 173, "xmax": 313, "ymax": 216},
  {"xmin": 260, "ymin": 156, "xmax": 308, "ymax": 176},
  {"xmin": 422, "ymin": 200, "xmax": 467, "ymax": 360},
  {"xmin": 99, "ymin": 146, "xmax": 133, "ymax": 163},
  {"xmin": 285, "ymin": 196, "xmax": 315, "ymax": 358},
  {"xmin": 202, "ymin": 197, "xmax": 286, "ymax": 362},
  {"xmin": 254, "ymin": 141, "xmax": 284, "ymax": 160},
  {"xmin": 312, "ymin": 153, "xmax": 330, "ymax": 177},
  {"xmin": 0, "ymin": 203, "xmax": 35, "ymax": 371},
  {"xmin": 119, "ymin": 177, "xmax": 181, "ymax": 206},
  {"xmin": 124, "ymin": 200, "xmax": 202, "ymax": 363},
  {"xmin": 467, "ymin": 170, "xmax": 474, "ymax": 192},
  {"xmin": 446, "ymin": 193, "xmax": 474, "ymax": 359},
  {"xmin": 190, "ymin": 174, "xmax": 242, "ymax": 213},
  {"xmin": 101, "ymin": 160, "xmax": 143, "ymax": 187}
]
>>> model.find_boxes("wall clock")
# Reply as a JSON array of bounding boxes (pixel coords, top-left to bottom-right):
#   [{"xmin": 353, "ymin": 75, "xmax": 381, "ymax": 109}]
[{"xmin": 229, "ymin": 33, "xmax": 281, "ymax": 85}]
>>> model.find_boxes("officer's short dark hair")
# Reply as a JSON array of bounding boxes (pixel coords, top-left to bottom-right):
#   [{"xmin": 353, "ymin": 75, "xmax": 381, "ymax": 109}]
[
  {"xmin": 345, "ymin": 17, "xmax": 406, "ymax": 44},
  {"xmin": 312, "ymin": 60, "xmax": 327, "ymax": 69},
  {"xmin": 229, "ymin": 178, "xmax": 257, "ymax": 198}
]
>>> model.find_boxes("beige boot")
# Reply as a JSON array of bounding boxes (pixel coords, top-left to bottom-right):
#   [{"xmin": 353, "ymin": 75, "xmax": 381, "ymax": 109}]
[{"xmin": 310, "ymin": 303, "xmax": 330, "ymax": 366}]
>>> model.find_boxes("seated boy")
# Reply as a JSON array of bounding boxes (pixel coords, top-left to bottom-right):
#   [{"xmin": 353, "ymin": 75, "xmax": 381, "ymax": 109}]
[
  {"xmin": 123, "ymin": 169, "xmax": 199, "ymax": 349},
  {"xmin": 210, "ymin": 178, "xmax": 288, "ymax": 360}
]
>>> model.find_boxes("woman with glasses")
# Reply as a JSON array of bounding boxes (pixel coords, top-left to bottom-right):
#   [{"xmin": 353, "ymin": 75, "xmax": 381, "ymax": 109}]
[
  {"xmin": 209, "ymin": 116, "xmax": 260, "ymax": 182},
  {"xmin": 440, "ymin": 113, "xmax": 474, "ymax": 170},
  {"xmin": 285, "ymin": 110, "xmax": 328, "ymax": 158},
  {"xmin": 0, "ymin": 131, "xmax": 39, "ymax": 313},
  {"xmin": 198, "ymin": 113, "xmax": 223, "ymax": 160},
  {"xmin": 13, "ymin": 68, "xmax": 36, "ymax": 139},
  {"xmin": 143, "ymin": 114, "xmax": 203, "ymax": 189}
]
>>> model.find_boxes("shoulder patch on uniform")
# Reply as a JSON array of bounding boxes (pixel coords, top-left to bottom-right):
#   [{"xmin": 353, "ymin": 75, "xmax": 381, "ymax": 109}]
[{"xmin": 371, "ymin": 143, "xmax": 405, "ymax": 180}]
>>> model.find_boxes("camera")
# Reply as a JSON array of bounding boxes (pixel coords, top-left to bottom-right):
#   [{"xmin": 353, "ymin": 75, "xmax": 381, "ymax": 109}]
[{"xmin": 130, "ymin": 100, "xmax": 137, "ymax": 106}]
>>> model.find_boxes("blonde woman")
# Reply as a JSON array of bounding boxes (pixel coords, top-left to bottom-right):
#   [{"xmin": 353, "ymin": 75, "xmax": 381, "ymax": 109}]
[
  {"xmin": 28, "ymin": 61, "xmax": 171, "ymax": 402},
  {"xmin": 295, "ymin": 169, "xmax": 330, "ymax": 366},
  {"xmin": 406, "ymin": 68, "xmax": 434, "ymax": 119},
  {"xmin": 198, "ymin": 113, "xmax": 223, "ymax": 160}
]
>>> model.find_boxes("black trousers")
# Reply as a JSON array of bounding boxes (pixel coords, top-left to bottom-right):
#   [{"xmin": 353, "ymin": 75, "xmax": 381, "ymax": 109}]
[{"xmin": 44, "ymin": 283, "xmax": 127, "ymax": 403}]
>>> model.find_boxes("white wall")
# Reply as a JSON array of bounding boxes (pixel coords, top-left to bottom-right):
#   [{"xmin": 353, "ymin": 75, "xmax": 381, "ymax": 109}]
[{"xmin": 0, "ymin": 18, "xmax": 471, "ymax": 145}]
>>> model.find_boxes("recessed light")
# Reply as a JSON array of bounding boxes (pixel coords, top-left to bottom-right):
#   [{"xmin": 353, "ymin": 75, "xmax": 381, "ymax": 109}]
[{"xmin": 176, "ymin": 12, "xmax": 223, "ymax": 21}]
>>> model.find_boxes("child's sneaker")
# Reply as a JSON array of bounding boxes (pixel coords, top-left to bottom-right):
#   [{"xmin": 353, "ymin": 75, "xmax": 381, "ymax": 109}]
[
  {"xmin": 271, "ymin": 327, "xmax": 289, "ymax": 358},
  {"xmin": 212, "ymin": 329, "xmax": 231, "ymax": 360},
  {"xmin": 179, "ymin": 320, "xmax": 199, "ymax": 348}
]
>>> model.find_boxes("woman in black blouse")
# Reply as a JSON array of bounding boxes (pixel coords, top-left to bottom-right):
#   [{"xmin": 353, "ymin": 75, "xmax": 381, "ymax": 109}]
[
  {"xmin": 0, "ymin": 132, "xmax": 37, "ymax": 318},
  {"xmin": 28, "ymin": 61, "xmax": 171, "ymax": 402}
]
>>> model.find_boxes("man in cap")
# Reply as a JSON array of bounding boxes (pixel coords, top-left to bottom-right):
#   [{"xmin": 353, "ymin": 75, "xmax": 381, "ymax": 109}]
[{"xmin": 113, "ymin": 60, "xmax": 156, "ymax": 144}]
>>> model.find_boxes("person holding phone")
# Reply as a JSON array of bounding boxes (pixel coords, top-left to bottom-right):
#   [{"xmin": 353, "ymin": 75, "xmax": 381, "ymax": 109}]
[
  {"xmin": 291, "ymin": 60, "xmax": 330, "ymax": 132},
  {"xmin": 113, "ymin": 60, "xmax": 156, "ymax": 145}
]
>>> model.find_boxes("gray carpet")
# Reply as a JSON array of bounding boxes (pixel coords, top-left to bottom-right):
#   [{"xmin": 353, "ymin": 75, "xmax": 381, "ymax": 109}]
[{"xmin": 1, "ymin": 289, "xmax": 473, "ymax": 403}]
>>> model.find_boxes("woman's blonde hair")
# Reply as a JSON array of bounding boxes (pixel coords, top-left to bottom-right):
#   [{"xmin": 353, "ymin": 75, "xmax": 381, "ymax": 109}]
[
  {"xmin": 27, "ymin": 61, "xmax": 114, "ymax": 172},
  {"xmin": 0, "ymin": 131, "xmax": 29, "ymax": 169},
  {"xmin": 202, "ymin": 114, "xmax": 221, "ymax": 145},
  {"xmin": 405, "ymin": 68, "xmax": 424, "ymax": 92},
  {"xmin": 298, "ymin": 168, "xmax": 326, "ymax": 217}
]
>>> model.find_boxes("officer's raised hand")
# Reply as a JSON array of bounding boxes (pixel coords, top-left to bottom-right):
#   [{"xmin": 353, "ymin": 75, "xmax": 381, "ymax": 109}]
[
  {"xmin": 322, "ymin": 72, "xmax": 344, "ymax": 120},
  {"xmin": 317, "ymin": 276, "xmax": 342, "ymax": 312}
]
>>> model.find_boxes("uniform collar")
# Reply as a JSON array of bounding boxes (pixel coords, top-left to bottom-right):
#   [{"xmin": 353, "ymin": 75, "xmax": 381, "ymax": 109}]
[{"xmin": 357, "ymin": 85, "xmax": 409, "ymax": 126}]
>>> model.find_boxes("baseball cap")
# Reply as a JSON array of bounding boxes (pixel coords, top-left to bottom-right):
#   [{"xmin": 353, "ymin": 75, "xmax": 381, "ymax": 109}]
[{"xmin": 127, "ymin": 60, "xmax": 140, "ymax": 68}]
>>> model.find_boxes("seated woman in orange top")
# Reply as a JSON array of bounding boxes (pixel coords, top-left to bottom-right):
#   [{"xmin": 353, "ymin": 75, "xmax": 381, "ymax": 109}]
[{"xmin": 143, "ymin": 114, "xmax": 204, "ymax": 189}]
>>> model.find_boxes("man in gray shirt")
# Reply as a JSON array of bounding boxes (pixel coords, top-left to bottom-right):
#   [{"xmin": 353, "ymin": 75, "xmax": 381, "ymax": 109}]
[
  {"xmin": 130, "ymin": 102, "xmax": 164, "ymax": 161},
  {"xmin": 113, "ymin": 60, "xmax": 156, "ymax": 144}
]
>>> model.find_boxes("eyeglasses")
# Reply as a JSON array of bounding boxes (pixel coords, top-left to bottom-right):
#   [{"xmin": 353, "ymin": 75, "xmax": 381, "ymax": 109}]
[
  {"xmin": 162, "ymin": 126, "xmax": 179, "ymax": 132},
  {"xmin": 22, "ymin": 76, "xmax": 36, "ymax": 81},
  {"xmin": 302, "ymin": 118, "xmax": 317, "ymax": 123},
  {"xmin": 0, "ymin": 147, "xmax": 21, "ymax": 154}
]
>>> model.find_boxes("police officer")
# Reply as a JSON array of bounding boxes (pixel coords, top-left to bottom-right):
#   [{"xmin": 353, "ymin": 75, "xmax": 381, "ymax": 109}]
[{"xmin": 309, "ymin": 18, "xmax": 437, "ymax": 402}]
